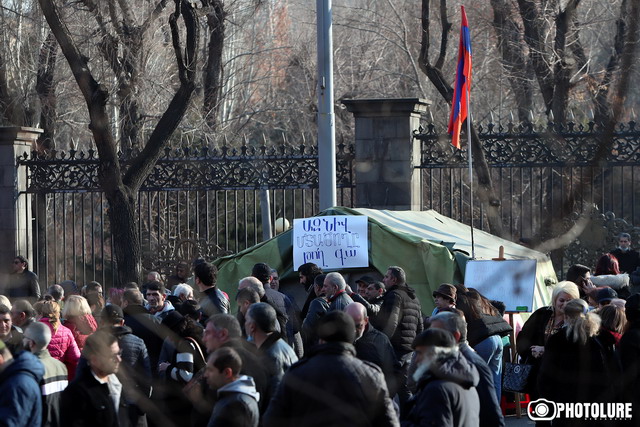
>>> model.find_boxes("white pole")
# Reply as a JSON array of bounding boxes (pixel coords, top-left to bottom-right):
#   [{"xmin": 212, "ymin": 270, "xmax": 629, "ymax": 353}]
[
  {"xmin": 466, "ymin": 89, "xmax": 475, "ymax": 259},
  {"xmin": 316, "ymin": 0, "xmax": 337, "ymax": 210}
]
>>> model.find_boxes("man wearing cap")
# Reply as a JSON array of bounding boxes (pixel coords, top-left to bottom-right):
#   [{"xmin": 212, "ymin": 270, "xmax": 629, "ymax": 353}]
[
  {"xmin": 0, "ymin": 337, "xmax": 44, "ymax": 427},
  {"xmin": 101, "ymin": 305, "xmax": 152, "ymax": 427},
  {"xmin": 402, "ymin": 328, "xmax": 479, "ymax": 427},
  {"xmin": 431, "ymin": 284, "xmax": 457, "ymax": 316},
  {"xmin": 263, "ymin": 311, "xmax": 398, "ymax": 427},
  {"xmin": 350, "ymin": 277, "xmax": 385, "ymax": 320},
  {"xmin": 23, "ymin": 322, "xmax": 68, "ymax": 427}
]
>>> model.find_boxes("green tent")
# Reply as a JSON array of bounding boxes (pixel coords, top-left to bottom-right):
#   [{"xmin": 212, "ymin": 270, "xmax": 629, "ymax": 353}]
[{"xmin": 213, "ymin": 207, "xmax": 556, "ymax": 313}]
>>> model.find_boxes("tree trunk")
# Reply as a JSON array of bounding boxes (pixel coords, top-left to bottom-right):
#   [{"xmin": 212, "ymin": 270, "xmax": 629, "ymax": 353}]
[
  {"xmin": 104, "ymin": 186, "xmax": 141, "ymax": 286},
  {"xmin": 203, "ymin": 0, "xmax": 225, "ymax": 130}
]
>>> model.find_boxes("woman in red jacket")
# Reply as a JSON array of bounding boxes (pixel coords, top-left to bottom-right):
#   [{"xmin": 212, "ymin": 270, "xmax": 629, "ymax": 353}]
[
  {"xmin": 62, "ymin": 295, "xmax": 98, "ymax": 350},
  {"xmin": 37, "ymin": 300, "xmax": 80, "ymax": 380}
]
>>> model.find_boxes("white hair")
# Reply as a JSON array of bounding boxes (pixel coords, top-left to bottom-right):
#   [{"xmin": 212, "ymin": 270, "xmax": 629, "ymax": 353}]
[
  {"xmin": 173, "ymin": 283, "xmax": 194, "ymax": 299},
  {"xmin": 325, "ymin": 272, "xmax": 347, "ymax": 291}
]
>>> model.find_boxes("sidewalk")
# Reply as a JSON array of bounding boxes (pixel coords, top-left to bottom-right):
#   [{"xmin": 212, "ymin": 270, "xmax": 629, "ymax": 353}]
[{"xmin": 505, "ymin": 415, "xmax": 535, "ymax": 426}]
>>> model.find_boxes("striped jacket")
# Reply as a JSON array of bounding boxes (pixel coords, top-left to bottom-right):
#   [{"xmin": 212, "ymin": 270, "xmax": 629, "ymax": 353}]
[{"xmin": 35, "ymin": 348, "xmax": 68, "ymax": 427}]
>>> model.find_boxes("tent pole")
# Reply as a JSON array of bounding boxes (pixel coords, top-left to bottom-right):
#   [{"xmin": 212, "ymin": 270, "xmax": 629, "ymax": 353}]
[{"xmin": 467, "ymin": 91, "xmax": 475, "ymax": 259}]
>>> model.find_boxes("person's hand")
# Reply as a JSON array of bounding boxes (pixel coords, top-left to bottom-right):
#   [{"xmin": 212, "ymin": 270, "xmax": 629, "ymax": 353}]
[
  {"xmin": 345, "ymin": 284, "xmax": 353, "ymax": 294},
  {"xmin": 530, "ymin": 345, "xmax": 544, "ymax": 358},
  {"xmin": 158, "ymin": 362, "xmax": 170, "ymax": 372}
]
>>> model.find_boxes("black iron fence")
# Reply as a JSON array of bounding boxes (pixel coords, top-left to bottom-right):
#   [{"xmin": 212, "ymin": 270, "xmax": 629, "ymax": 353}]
[
  {"xmin": 18, "ymin": 141, "xmax": 355, "ymax": 287},
  {"xmin": 414, "ymin": 120, "xmax": 640, "ymax": 275}
]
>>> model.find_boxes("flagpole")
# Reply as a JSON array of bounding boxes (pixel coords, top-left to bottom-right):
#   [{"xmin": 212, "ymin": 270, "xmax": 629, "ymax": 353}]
[{"xmin": 466, "ymin": 87, "xmax": 475, "ymax": 259}]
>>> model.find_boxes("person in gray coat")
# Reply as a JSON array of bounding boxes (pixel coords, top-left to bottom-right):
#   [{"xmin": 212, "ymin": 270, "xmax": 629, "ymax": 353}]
[
  {"xmin": 402, "ymin": 328, "xmax": 480, "ymax": 427},
  {"xmin": 245, "ymin": 302, "xmax": 298, "ymax": 397},
  {"xmin": 323, "ymin": 272, "xmax": 354, "ymax": 312},
  {"xmin": 205, "ymin": 347, "xmax": 259, "ymax": 427},
  {"xmin": 430, "ymin": 310, "xmax": 505, "ymax": 427}
]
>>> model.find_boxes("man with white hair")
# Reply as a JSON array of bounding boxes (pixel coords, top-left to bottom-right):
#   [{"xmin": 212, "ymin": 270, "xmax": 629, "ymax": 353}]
[
  {"xmin": 173, "ymin": 283, "xmax": 194, "ymax": 301},
  {"xmin": 23, "ymin": 322, "xmax": 68, "ymax": 427},
  {"xmin": 322, "ymin": 272, "xmax": 353, "ymax": 312},
  {"xmin": 402, "ymin": 328, "xmax": 479, "ymax": 427}
]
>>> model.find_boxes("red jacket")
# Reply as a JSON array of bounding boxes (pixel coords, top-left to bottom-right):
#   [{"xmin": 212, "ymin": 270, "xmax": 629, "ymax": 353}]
[{"xmin": 40, "ymin": 318, "xmax": 80, "ymax": 380}]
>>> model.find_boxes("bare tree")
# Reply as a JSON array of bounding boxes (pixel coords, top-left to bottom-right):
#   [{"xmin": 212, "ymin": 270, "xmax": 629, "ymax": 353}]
[{"xmin": 38, "ymin": 0, "xmax": 200, "ymax": 285}]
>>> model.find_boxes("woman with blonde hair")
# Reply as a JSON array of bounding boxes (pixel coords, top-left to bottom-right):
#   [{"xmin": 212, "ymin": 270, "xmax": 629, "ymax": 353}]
[
  {"xmin": 39, "ymin": 300, "xmax": 80, "ymax": 380},
  {"xmin": 62, "ymin": 295, "xmax": 97, "ymax": 350},
  {"xmin": 538, "ymin": 299, "xmax": 613, "ymax": 420},
  {"xmin": 516, "ymin": 281, "xmax": 580, "ymax": 398}
]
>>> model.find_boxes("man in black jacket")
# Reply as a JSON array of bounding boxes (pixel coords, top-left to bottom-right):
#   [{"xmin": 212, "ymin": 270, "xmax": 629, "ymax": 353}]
[
  {"xmin": 205, "ymin": 347, "xmax": 259, "ymax": 427},
  {"xmin": 195, "ymin": 261, "xmax": 229, "ymax": 320},
  {"xmin": 122, "ymin": 289, "xmax": 163, "ymax": 373},
  {"xmin": 345, "ymin": 302, "xmax": 400, "ymax": 397},
  {"xmin": 373, "ymin": 266, "xmax": 423, "ymax": 409},
  {"xmin": 101, "ymin": 305, "xmax": 152, "ymax": 427},
  {"xmin": 402, "ymin": 328, "xmax": 479, "ymax": 427},
  {"xmin": 60, "ymin": 331, "xmax": 122, "ymax": 427},
  {"xmin": 430, "ymin": 310, "xmax": 504, "ymax": 427},
  {"xmin": 263, "ymin": 311, "xmax": 399, "ymax": 427}
]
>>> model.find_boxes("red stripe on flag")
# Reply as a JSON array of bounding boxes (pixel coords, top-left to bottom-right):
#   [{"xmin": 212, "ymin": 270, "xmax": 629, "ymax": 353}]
[{"xmin": 447, "ymin": 6, "xmax": 472, "ymax": 149}]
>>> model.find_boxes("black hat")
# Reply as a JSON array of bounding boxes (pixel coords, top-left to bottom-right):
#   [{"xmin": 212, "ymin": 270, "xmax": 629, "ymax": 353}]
[
  {"xmin": 252, "ymin": 263, "xmax": 272, "ymax": 284},
  {"xmin": 162, "ymin": 310, "xmax": 185, "ymax": 331},
  {"xmin": 412, "ymin": 328, "xmax": 456, "ymax": 349},
  {"xmin": 596, "ymin": 287, "xmax": 617, "ymax": 304},
  {"xmin": 355, "ymin": 275, "xmax": 376, "ymax": 286},
  {"xmin": 101, "ymin": 304, "xmax": 124, "ymax": 323}
]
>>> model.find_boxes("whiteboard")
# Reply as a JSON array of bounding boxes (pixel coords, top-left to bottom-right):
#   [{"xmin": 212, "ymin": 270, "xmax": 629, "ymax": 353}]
[
  {"xmin": 292, "ymin": 215, "xmax": 369, "ymax": 270},
  {"xmin": 464, "ymin": 259, "xmax": 537, "ymax": 312}
]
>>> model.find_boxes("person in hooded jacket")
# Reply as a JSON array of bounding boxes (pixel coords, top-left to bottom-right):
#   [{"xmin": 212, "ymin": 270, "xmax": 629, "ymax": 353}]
[
  {"xmin": 402, "ymin": 328, "xmax": 480, "ymax": 427},
  {"xmin": 0, "ymin": 339, "xmax": 44, "ymax": 427},
  {"xmin": 204, "ymin": 346, "xmax": 259, "ymax": 427}
]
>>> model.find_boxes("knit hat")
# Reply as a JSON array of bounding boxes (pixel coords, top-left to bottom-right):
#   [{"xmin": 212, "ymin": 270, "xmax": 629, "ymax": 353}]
[
  {"xmin": 101, "ymin": 304, "xmax": 124, "ymax": 323},
  {"xmin": 433, "ymin": 283, "xmax": 457, "ymax": 303},
  {"xmin": 596, "ymin": 287, "xmax": 617, "ymax": 304}
]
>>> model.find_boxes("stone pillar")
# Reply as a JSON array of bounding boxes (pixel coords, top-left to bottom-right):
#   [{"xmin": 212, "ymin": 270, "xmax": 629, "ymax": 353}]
[
  {"xmin": 342, "ymin": 98, "xmax": 429, "ymax": 210},
  {"xmin": 0, "ymin": 127, "xmax": 42, "ymax": 274}
]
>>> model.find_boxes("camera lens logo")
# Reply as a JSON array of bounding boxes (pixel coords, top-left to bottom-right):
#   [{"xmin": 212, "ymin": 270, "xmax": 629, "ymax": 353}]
[{"xmin": 528, "ymin": 399, "xmax": 557, "ymax": 421}]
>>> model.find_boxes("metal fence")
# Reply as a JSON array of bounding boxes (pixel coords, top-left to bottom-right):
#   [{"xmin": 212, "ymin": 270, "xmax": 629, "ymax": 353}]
[
  {"xmin": 414, "ymin": 120, "xmax": 640, "ymax": 274},
  {"xmin": 18, "ymin": 141, "xmax": 355, "ymax": 287}
]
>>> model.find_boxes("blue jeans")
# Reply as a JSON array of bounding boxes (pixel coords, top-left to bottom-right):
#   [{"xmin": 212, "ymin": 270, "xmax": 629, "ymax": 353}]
[{"xmin": 473, "ymin": 334, "xmax": 503, "ymax": 403}]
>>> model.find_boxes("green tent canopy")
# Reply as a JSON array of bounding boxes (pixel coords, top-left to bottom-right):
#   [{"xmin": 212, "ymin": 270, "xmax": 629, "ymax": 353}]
[{"xmin": 213, "ymin": 207, "xmax": 556, "ymax": 313}]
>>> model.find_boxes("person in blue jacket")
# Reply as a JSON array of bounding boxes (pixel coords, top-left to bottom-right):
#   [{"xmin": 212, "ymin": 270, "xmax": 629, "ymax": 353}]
[{"xmin": 0, "ymin": 339, "xmax": 44, "ymax": 427}]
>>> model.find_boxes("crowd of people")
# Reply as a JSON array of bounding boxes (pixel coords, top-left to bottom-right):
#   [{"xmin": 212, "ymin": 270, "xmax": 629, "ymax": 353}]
[{"xmin": 0, "ymin": 231, "xmax": 639, "ymax": 426}]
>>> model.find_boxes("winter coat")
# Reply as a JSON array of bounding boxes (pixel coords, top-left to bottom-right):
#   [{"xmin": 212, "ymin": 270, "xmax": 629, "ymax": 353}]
[
  {"xmin": 0, "ymin": 350, "xmax": 44, "ymax": 427},
  {"xmin": 354, "ymin": 324, "xmax": 401, "ymax": 396},
  {"xmin": 207, "ymin": 375, "xmax": 260, "ymax": 427},
  {"xmin": 35, "ymin": 348, "xmax": 68, "ymax": 427},
  {"xmin": 610, "ymin": 247, "xmax": 640, "ymax": 274},
  {"xmin": 60, "ymin": 369, "xmax": 121, "ymax": 427},
  {"xmin": 199, "ymin": 286, "xmax": 230, "ymax": 319},
  {"xmin": 263, "ymin": 341, "xmax": 399, "ymax": 427},
  {"xmin": 350, "ymin": 293, "xmax": 384, "ymax": 320},
  {"xmin": 620, "ymin": 319, "xmax": 640, "ymax": 409},
  {"xmin": 259, "ymin": 333, "xmax": 298, "ymax": 397},
  {"xmin": 327, "ymin": 290, "xmax": 354, "ymax": 312},
  {"xmin": 5, "ymin": 270, "xmax": 40, "ymax": 300},
  {"xmin": 402, "ymin": 349, "xmax": 480, "ymax": 427},
  {"xmin": 123, "ymin": 304, "xmax": 163, "ymax": 372},
  {"xmin": 538, "ymin": 327, "xmax": 611, "ymax": 406},
  {"xmin": 146, "ymin": 300, "xmax": 175, "ymax": 321},
  {"xmin": 466, "ymin": 313, "xmax": 512, "ymax": 347},
  {"xmin": 63, "ymin": 314, "xmax": 98, "ymax": 350},
  {"xmin": 111, "ymin": 325, "xmax": 152, "ymax": 407},
  {"xmin": 222, "ymin": 339, "xmax": 269, "ymax": 413},
  {"xmin": 372, "ymin": 284, "xmax": 423, "ymax": 357},
  {"xmin": 515, "ymin": 305, "xmax": 554, "ymax": 397},
  {"xmin": 301, "ymin": 297, "xmax": 329, "ymax": 351},
  {"xmin": 459, "ymin": 342, "xmax": 504, "ymax": 427},
  {"xmin": 40, "ymin": 318, "xmax": 80, "ymax": 381}
]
